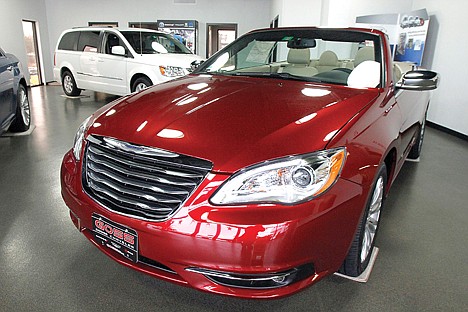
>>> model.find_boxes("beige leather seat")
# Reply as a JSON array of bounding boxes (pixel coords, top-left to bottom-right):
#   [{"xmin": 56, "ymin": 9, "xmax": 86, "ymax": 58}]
[
  {"xmin": 348, "ymin": 46, "xmax": 374, "ymax": 69},
  {"xmin": 281, "ymin": 48, "xmax": 318, "ymax": 77},
  {"xmin": 315, "ymin": 50, "xmax": 339, "ymax": 73}
]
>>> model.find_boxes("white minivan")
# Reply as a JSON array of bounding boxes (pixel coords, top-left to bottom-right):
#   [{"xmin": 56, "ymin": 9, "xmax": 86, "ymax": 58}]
[{"xmin": 53, "ymin": 27, "xmax": 203, "ymax": 96}]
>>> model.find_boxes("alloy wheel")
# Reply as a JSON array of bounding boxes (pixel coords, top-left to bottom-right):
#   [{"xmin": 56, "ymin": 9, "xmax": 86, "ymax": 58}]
[
  {"xmin": 361, "ymin": 176, "xmax": 384, "ymax": 263},
  {"xmin": 19, "ymin": 87, "xmax": 31, "ymax": 126},
  {"xmin": 64, "ymin": 75, "xmax": 74, "ymax": 94}
]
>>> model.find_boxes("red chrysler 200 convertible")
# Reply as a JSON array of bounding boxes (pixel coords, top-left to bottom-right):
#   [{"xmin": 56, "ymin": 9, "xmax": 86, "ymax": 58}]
[{"xmin": 61, "ymin": 27, "xmax": 438, "ymax": 298}]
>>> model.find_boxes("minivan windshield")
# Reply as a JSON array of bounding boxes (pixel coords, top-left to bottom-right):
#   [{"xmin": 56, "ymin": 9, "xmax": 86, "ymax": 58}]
[
  {"xmin": 121, "ymin": 31, "xmax": 192, "ymax": 55},
  {"xmin": 195, "ymin": 28, "xmax": 382, "ymax": 87}
]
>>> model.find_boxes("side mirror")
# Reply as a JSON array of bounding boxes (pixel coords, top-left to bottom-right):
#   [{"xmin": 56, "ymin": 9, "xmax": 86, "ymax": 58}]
[
  {"xmin": 396, "ymin": 70, "xmax": 438, "ymax": 91},
  {"xmin": 111, "ymin": 45, "xmax": 126, "ymax": 56},
  {"xmin": 190, "ymin": 59, "xmax": 204, "ymax": 71}
]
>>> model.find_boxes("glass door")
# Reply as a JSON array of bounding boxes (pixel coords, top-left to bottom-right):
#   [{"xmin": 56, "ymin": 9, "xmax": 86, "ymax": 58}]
[{"xmin": 22, "ymin": 20, "xmax": 42, "ymax": 86}]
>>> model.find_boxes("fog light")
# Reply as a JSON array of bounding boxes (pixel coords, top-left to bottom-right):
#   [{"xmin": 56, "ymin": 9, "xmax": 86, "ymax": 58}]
[{"xmin": 186, "ymin": 264, "xmax": 314, "ymax": 289}]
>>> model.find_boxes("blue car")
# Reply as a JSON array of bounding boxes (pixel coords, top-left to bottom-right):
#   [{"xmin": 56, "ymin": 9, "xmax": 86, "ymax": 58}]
[{"xmin": 0, "ymin": 47, "xmax": 30, "ymax": 134}]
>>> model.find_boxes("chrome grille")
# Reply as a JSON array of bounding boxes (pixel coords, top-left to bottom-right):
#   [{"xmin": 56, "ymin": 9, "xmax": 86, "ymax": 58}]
[{"xmin": 82, "ymin": 135, "xmax": 212, "ymax": 221}]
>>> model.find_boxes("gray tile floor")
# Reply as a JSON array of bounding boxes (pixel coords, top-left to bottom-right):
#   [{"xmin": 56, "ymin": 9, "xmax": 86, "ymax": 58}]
[{"xmin": 1, "ymin": 85, "xmax": 467, "ymax": 311}]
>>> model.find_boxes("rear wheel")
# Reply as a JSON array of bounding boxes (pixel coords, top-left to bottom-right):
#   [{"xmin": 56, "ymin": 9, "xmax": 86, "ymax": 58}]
[
  {"xmin": 9, "ymin": 84, "xmax": 31, "ymax": 132},
  {"xmin": 339, "ymin": 164, "xmax": 387, "ymax": 277},
  {"xmin": 132, "ymin": 77, "xmax": 152, "ymax": 93},
  {"xmin": 62, "ymin": 71, "xmax": 81, "ymax": 96}
]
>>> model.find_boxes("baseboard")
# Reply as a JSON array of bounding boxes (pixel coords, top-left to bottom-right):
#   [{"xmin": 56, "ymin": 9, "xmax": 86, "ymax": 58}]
[{"xmin": 427, "ymin": 121, "xmax": 468, "ymax": 141}]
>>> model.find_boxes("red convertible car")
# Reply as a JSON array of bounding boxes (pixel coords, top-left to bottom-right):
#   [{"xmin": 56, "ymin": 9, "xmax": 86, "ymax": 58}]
[{"xmin": 61, "ymin": 27, "xmax": 438, "ymax": 298}]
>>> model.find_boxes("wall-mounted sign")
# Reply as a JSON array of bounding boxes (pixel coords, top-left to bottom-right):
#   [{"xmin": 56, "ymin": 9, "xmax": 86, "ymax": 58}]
[
  {"xmin": 157, "ymin": 20, "xmax": 199, "ymax": 54},
  {"xmin": 356, "ymin": 9, "xmax": 430, "ymax": 66}
]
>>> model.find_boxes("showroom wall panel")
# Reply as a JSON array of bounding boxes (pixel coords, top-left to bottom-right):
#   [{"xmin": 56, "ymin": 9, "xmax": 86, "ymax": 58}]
[
  {"xmin": 44, "ymin": 0, "xmax": 271, "ymax": 62},
  {"xmin": 0, "ymin": 0, "xmax": 54, "ymax": 84},
  {"xmin": 271, "ymin": 0, "xmax": 322, "ymax": 27},
  {"xmin": 412, "ymin": 0, "xmax": 468, "ymax": 136},
  {"xmin": 322, "ymin": 0, "xmax": 412, "ymax": 26}
]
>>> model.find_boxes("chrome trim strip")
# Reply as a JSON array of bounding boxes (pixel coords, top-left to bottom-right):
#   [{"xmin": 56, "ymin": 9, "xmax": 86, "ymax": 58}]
[
  {"xmin": 87, "ymin": 164, "xmax": 189, "ymax": 196},
  {"xmin": 87, "ymin": 171, "xmax": 181, "ymax": 204},
  {"xmin": 185, "ymin": 267, "xmax": 297, "ymax": 289},
  {"xmin": 87, "ymin": 151, "xmax": 200, "ymax": 183}
]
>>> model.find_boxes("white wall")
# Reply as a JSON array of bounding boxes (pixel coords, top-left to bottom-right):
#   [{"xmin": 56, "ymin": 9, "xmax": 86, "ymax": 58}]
[
  {"xmin": 44, "ymin": 0, "xmax": 271, "ymax": 61},
  {"xmin": 411, "ymin": 0, "xmax": 468, "ymax": 135},
  {"xmin": 323, "ymin": 0, "xmax": 412, "ymax": 26},
  {"xmin": 0, "ymin": 0, "xmax": 53, "ymax": 85},
  {"xmin": 270, "ymin": 0, "xmax": 322, "ymax": 27}
]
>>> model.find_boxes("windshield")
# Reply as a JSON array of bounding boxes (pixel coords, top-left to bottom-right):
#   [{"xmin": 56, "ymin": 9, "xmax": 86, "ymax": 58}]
[
  {"xmin": 196, "ymin": 28, "xmax": 383, "ymax": 87},
  {"xmin": 121, "ymin": 31, "xmax": 192, "ymax": 54}
]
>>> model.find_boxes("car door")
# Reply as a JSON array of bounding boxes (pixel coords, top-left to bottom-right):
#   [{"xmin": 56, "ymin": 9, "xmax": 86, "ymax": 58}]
[
  {"xmin": 76, "ymin": 30, "xmax": 100, "ymax": 90},
  {"xmin": 395, "ymin": 87, "xmax": 428, "ymax": 159},
  {"xmin": 95, "ymin": 31, "xmax": 128, "ymax": 95},
  {"xmin": 0, "ymin": 50, "xmax": 15, "ymax": 129}
]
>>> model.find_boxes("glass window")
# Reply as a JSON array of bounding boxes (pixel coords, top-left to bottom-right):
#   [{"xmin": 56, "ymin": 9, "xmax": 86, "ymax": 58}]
[
  {"xmin": 77, "ymin": 31, "xmax": 100, "ymax": 52},
  {"xmin": 103, "ymin": 33, "xmax": 127, "ymax": 55},
  {"xmin": 196, "ymin": 28, "xmax": 382, "ymax": 87},
  {"xmin": 120, "ymin": 31, "xmax": 192, "ymax": 54},
  {"xmin": 58, "ymin": 31, "xmax": 80, "ymax": 51}
]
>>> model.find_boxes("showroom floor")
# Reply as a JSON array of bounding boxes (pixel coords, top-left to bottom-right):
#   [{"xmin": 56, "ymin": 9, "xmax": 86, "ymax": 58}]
[{"xmin": 0, "ymin": 85, "xmax": 467, "ymax": 311}]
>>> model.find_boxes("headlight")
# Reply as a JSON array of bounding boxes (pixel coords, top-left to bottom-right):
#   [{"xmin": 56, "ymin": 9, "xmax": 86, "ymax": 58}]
[
  {"xmin": 159, "ymin": 65, "xmax": 185, "ymax": 77},
  {"xmin": 210, "ymin": 148, "xmax": 346, "ymax": 205},
  {"xmin": 72, "ymin": 116, "xmax": 92, "ymax": 161}
]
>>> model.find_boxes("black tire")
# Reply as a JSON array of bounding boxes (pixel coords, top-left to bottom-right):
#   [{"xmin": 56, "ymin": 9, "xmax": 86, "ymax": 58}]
[
  {"xmin": 408, "ymin": 112, "xmax": 426, "ymax": 159},
  {"xmin": 339, "ymin": 163, "xmax": 387, "ymax": 277},
  {"xmin": 9, "ymin": 84, "xmax": 31, "ymax": 132},
  {"xmin": 62, "ymin": 71, "xmax": 81, "ymax": 96},
  {"xmin": 132, "ymin": 77, "xmax": 152, "ymax": 93}
]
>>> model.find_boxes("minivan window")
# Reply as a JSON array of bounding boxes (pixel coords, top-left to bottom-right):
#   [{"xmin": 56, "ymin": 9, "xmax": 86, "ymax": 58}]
[
  {"xmin": 103, "ymin": 33, "xmax": 127, "ymax": 55},
  {"xmin": 58, "ymin": 31, "xmax": 80, "ymax": 51},
  {"xmin": 121, "ymin": 31, "xmax": 191, "ymax": 54},
  {"xmin": 77, "ymin": 31, "xmax": 100, "ymax": 52}
]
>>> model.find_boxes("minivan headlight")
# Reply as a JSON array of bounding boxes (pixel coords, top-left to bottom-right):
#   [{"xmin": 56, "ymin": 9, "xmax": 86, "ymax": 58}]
[
  {"xmin": 72, "ymin": 116, "xmax": 92, "ymax": 161},
  {"xmin": 159, "ymin": 65, "xmax": 185, "ymax": 77},
  {"xmin": 210, "ymin": 148, "xmax": 346, "ymax": 205}
]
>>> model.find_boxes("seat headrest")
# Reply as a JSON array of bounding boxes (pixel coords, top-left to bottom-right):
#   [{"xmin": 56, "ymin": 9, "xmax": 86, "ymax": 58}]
[
  {"xmin": 318, "ymin": 50, "xmax": 338, "ymax": 66},
  {"xmin": 287, "ymin": 49, "xmax": 310, "ymax": 65},
  {"xmin": 354, "ymin": 46, "xmax": 374, "ymax": 66},
  {"xmin": 347, "ymin": 60, "xmax": 380, "ymax": 88}
]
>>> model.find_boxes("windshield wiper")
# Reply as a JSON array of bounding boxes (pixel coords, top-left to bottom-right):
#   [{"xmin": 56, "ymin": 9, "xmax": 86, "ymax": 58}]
[{"xmin": 230, "ymin": 71, "xmax": 324, "ymax": 82}]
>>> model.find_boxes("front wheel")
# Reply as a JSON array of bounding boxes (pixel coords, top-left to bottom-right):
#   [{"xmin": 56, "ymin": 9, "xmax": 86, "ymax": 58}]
[
  {"xmin": 132, "ymin": 77, "xmax": 152, "ymax": 93},
  {"xmin": 408, "ymin": 112, "xmax": 427, "ymax": 159},
  {"xmin": 339, "ymin": 163, "xmax": 387, "ymax": 277},
  {"xmin": 9, "ymin": 84, "xmax": 31, "ymax": 132},
  {"xmin": 62, "ymin": 71, "xmax": 81, "ymax": 96}
]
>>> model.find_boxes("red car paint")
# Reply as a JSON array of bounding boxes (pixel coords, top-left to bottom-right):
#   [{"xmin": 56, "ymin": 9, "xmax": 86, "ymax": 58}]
[{"xmin": 61, "ymin": 27, "xmax": 435, "ymax": 298}]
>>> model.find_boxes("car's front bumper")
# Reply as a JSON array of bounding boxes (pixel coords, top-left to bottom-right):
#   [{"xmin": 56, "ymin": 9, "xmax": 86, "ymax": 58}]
[{"xmin": 61, "ymin": 149, "xmax": 366, "ymax": 298}]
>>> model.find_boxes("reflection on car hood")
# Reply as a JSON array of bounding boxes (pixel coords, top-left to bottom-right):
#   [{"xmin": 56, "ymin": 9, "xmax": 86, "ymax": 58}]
[
  {"xmin": 133, "ymin": 53, "xmax": 203, "ymax": 67},
  {"xmin": 89, "ymin": 74, "xmax": 379, "ymax": 172}
]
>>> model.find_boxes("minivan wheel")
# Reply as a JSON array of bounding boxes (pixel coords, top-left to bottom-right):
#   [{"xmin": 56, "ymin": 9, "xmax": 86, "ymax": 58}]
[
  {"xmin": 62, "ymin": 71, "xmax": 81, "ymax": 96},
  {"xmin": 9, "ymin": 84, "xmax": 31, "ymax": 132},
  {"xmin": 339, "ymin": 163, "xmax": 387, "ymax": 277},
  {"xmin": 132, "ymin": 77, "xmax": 152, "ymax": 93}
]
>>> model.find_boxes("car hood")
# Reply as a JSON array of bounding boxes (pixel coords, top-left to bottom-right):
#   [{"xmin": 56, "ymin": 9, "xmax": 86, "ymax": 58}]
[
  {"xmin": 132, "ymin": 53, "xmax": 202, "ymax": 68},
  {"xmin": 88, "ymin": 74, "xmax": 379, "ymax": 173}
]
